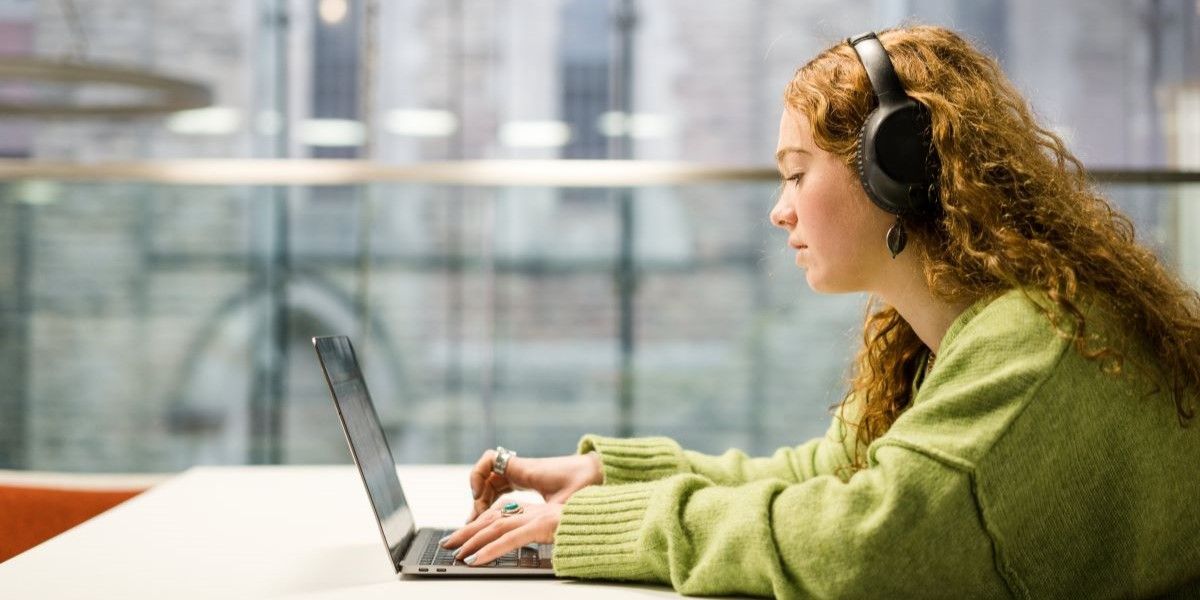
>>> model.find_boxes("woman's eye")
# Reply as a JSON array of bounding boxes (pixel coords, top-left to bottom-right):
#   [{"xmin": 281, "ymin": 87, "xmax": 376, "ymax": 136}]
[{"xmin": 786, "ymin": 174, "xmax": 804, "ymax": 185}]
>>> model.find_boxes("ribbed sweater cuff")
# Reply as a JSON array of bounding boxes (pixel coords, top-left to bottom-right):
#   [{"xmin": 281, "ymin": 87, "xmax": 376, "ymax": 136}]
[
  {"xmin": 576, "ymin": 435, "xmax": 687, "ymax": 484},
  {"xmin": 553, "ymin": 483, "xmax": 656, "ymax": 580}
]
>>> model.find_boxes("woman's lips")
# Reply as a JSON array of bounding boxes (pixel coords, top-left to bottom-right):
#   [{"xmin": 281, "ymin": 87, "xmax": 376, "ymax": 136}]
[{"xmin": 792, "ymin": 243, "xmax": 808, "ymax": 266}]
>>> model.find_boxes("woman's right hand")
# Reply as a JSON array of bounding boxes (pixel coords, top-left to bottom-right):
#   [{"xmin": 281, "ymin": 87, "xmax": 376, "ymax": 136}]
[{"xmin": 467, "ymin": 449, "xmax": 603, "ymax": 521}]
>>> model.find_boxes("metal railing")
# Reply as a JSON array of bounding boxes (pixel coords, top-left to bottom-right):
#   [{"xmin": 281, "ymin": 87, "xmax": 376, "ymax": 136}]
[{"xmin": 2, "ymin": 159, "xmax": 1199, "ymax": 186}]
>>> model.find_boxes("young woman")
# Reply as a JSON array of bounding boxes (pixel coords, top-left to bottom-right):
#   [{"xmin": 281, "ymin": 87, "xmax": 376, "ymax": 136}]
[{"xmin": 439, "ymin": 25, "xmax": 1200, "ymax": 598}]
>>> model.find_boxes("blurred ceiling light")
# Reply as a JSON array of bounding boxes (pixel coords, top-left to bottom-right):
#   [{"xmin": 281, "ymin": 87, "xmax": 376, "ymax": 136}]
[
  {"xmin": 630, "ymin": 114, "xmax": 675, "ymax": 139},
  {"xmin": 255, "ymin": 110, "xmax": 283, "ymax": 136},
  {"xmin": 499, "ymin": 120, "xmax": 571, "ymax": 148},
  {"xmin": 319, "ymin": 0, "xmax": 348, "ymax": 25},
  {"xmin": 598, "ymin": 111, "xmax": 674, "ymax": 139},
  {"xmin": 165, "ymin": 106, "xmax": 240, "ymax": 135},
  {"xmin": 384, "ymin": 109, "xmax": 459, "ymax": 137},
  {"xmin": 597, "ymin": 112, "xmax": 626, "ymax": 137},
  {"xmin": 13, "ymin": 181, "xmax": 58, "ymax": 205},
  {"xmin": 0, "ymin": 57, "xmax": 211, "ymax": 118},
  {"xmin": 298, "ymin": 118, "xmax": 365, "ymax": 147}
]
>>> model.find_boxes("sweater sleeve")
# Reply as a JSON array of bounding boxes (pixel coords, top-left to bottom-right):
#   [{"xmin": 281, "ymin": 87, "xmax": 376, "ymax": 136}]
[
  {"xmin": 552, "ymin": 442, "xmax": 1011, "ymax": 599},
  {"xmin": 578, "ymin": 398, "xmax": 864, "ymax": 486}
]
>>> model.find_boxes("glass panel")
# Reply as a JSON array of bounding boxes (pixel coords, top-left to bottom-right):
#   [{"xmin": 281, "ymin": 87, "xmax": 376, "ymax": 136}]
[{"xmin": 0, "ymin": 179, "xmax": 1192, "ymax": 471}]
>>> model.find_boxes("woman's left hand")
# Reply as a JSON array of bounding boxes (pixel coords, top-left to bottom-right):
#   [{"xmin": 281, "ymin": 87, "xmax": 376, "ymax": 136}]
[{"xmin": 439, "ymin": 501, "xmax": 562, "ymax": 566}]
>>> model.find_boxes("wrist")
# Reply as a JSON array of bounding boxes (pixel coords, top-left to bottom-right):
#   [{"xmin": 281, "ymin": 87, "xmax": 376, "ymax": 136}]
[
  {"xmin": 506, "ymin": 455, "xmax": 524, "ymax": 485},
  {"xmin": 585, "ymin": 451, "xmax": 603, "ymax": 485}
]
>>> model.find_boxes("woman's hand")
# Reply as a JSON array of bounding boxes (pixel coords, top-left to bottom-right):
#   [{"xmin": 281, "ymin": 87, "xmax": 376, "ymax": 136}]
[
  {"xmin": 466, "ymin": 450, "xmax": 602, "ymax": 521},
  {"xmin": 439, "ymin": 501, "xmax": 563, "ymax": 566}
]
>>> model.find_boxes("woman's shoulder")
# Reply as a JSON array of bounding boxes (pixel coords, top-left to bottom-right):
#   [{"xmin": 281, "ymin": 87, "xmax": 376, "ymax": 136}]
[
  {"xmin": 940, "ymin": 288, "xmax": 1073, "ymax": 363},
  {"xmin": 883, "ymin": 287, "xmax": 1145, "ymax": 468},
  {"xmin": 943, "ymin": 287, "xmax": 1144, "ymax": 361}
]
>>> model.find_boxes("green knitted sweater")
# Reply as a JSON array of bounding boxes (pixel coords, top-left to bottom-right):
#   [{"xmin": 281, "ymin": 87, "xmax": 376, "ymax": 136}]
[{"xmin": 551, "ymin": 289, "xmax": 1200, "ymax": 598}]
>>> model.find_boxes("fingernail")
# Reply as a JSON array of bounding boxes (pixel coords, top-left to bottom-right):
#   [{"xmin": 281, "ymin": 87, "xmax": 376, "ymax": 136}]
[
  {"xmin": 464, "ymin": 554, "xmax": 477, "ymax": 566},
  {"xmin": 438, "ymin": 535, "xmax": 451, "ymax": 547}
]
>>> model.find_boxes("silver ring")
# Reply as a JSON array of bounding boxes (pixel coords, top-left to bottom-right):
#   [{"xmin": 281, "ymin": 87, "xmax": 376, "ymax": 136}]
[
  {"xmin": 492, "ymin": 446, "xmax": 516, "ymax": 477},
  {"xmin": 500, "ymin": 502, "xmax": 523, "ymax": 517}
]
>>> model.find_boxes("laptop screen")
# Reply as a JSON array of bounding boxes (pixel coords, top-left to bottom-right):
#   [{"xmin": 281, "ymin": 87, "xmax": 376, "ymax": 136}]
[{"xmin": 313, "ymin": 335, "xmax": 415, "ymax": 569}]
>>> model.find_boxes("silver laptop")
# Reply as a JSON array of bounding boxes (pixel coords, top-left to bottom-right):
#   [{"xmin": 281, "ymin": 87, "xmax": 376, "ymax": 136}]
[{"xmin": 312, "ymin": 335, "xmax": 555, "ymax": 576}]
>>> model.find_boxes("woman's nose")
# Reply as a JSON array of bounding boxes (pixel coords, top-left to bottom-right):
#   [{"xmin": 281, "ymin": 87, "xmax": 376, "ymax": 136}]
[{"xmin": 769, "ymin": 198, "xmax": 795, "ymax": 230}]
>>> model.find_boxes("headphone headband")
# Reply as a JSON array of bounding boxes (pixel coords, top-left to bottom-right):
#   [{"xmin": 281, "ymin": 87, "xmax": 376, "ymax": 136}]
[{"xmin": 846, "ymin": 32, "xmax": 907, "ymax": 106}]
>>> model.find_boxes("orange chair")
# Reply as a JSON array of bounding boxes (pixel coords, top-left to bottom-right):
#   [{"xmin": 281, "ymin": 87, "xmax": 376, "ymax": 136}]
[{"xmin": 0, "ymin": 472, "xmax": 164, "ymax": 563}]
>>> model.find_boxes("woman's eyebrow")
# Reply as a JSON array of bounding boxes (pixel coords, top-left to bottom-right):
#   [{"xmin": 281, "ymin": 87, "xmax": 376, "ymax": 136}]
[{"xmin": 775, "ymin": 146, "xmax": 812, "ymax": 164}]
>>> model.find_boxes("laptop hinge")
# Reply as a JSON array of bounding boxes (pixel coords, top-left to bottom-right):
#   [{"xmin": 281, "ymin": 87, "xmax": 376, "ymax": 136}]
[{"xmin": 393, "ymin": 527, "xmax": 422, "ymax": 569}]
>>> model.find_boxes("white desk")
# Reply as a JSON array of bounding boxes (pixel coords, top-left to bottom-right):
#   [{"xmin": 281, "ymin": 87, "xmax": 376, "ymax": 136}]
[{"xmin": 0, "ymin": 465, "xmax": 691, "ymax": 599}]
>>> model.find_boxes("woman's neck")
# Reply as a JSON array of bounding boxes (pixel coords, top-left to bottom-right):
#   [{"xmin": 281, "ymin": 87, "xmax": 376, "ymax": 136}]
[{"xmin": 873, "ymin": 254, "xmax": 973, "ymax": 355}]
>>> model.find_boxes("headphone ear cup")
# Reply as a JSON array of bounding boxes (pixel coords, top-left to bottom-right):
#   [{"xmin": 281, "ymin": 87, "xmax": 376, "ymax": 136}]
[
  {"xmin": 857, "ymin": 102, "xmax": 939, "ymax": 218},
  {"xmin": 856, "ymin": 107, "xmax": 901, "ymax": 215},
  {"xmin": 874, "ymin": 103, "xmax": 935, "ymax": 185}
]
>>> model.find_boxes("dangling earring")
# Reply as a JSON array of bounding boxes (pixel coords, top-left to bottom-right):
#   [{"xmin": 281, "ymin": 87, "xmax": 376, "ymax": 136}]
[{"xmin": 886, "ymin": 216, "xmax": 907, "ymax": 258}]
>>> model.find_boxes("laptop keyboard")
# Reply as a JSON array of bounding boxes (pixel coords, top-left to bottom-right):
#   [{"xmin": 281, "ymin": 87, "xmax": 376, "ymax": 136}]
[
  {"xmin": 418, "ymin": 528, "xmax": 537, "ymax": 568},
  {"xmin": 419, "ymin": 534, "xmax": 462, "ymax": 566}
]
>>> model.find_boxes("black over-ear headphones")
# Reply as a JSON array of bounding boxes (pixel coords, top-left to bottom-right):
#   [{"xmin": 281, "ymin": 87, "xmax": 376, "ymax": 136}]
[{"xmin": 847, "ymin": 31, "xmax": 940, "ymax": 257}]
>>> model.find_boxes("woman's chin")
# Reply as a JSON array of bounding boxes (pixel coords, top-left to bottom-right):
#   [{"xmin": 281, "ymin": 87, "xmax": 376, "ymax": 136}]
[
  {"xmin": 803, "ymin": 270, "xmax": 827, "ymax": 292},
  {"xmin": 804, "ymin": 270, "xmax": 849, "ymax": 294},
  {"xmin": 798, "ymin": 256, "xmax": 851, "ymax": 293}
]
